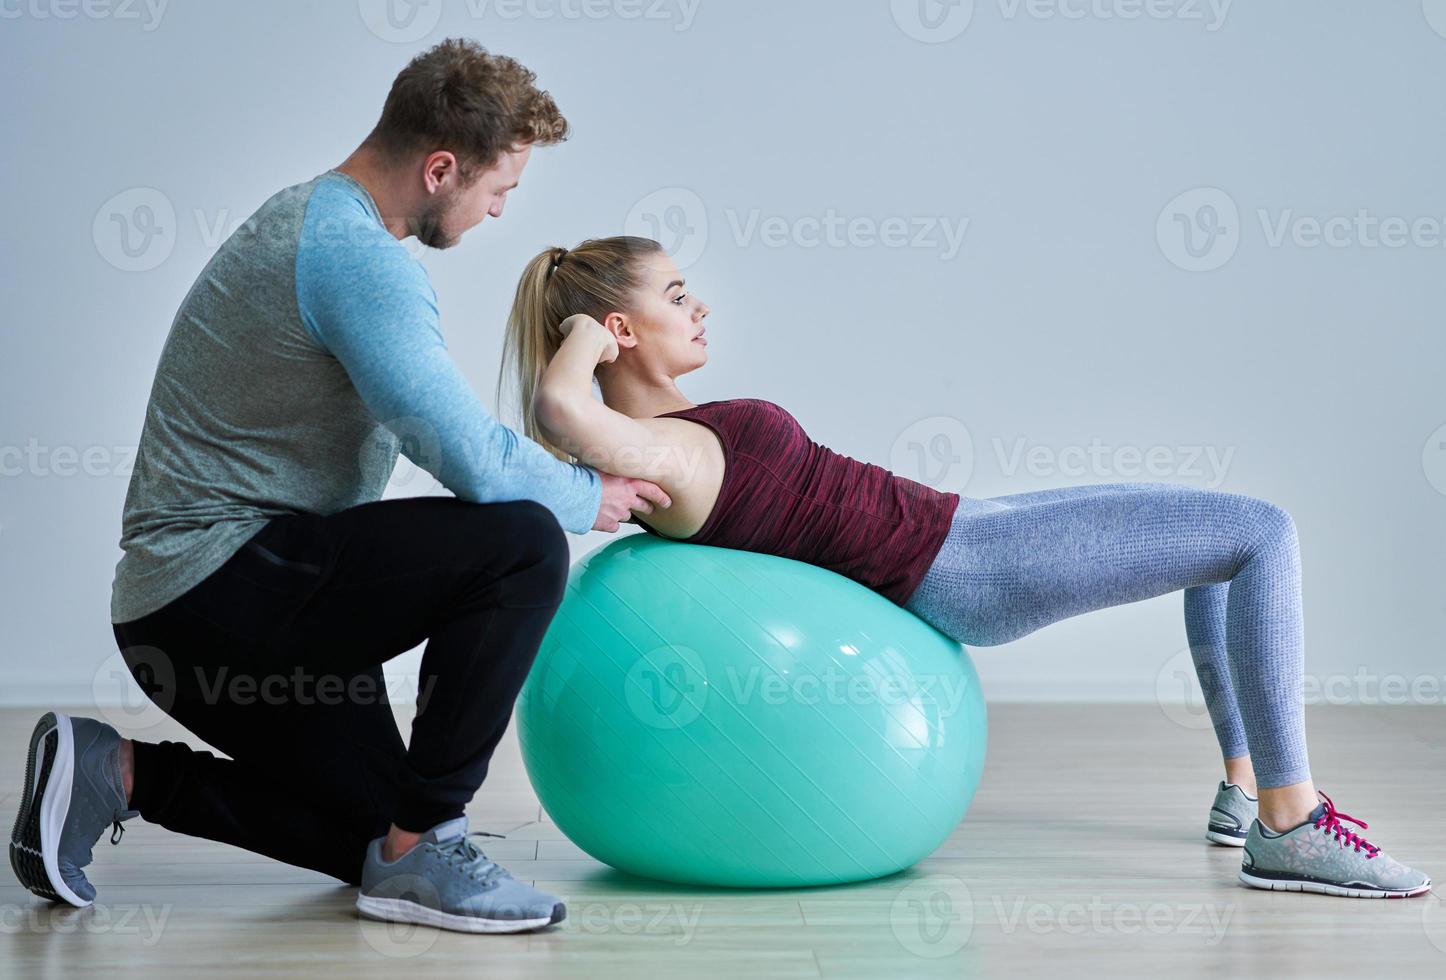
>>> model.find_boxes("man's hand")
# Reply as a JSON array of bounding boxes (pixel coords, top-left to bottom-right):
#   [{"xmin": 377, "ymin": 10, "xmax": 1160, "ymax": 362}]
[{"xmin": 593, "ymin": 472, "xmax": 671, "ymax": 533}]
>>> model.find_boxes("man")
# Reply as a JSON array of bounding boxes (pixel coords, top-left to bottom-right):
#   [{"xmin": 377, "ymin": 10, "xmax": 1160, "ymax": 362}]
[{"xmin": 7, "ymin": 38, "xmax": 668, "ymax": 934}]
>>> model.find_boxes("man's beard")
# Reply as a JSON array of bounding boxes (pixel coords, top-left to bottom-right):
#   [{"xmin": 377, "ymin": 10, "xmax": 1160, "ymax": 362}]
[{"xmin": 411, "ymin": 191, "xmax": 461, "ymax": 250}]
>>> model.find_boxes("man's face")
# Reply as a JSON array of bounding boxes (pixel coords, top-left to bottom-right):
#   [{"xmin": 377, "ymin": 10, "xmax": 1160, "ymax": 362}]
[{"xmin": 419, "ymin": 143, "xmax": 532, "ymax": 249}]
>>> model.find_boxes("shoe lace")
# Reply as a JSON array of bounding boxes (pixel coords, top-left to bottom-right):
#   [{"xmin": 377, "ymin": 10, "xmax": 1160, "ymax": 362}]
[
  {"xmin": 1314, "ymin": 790, "xmax": 1379, "ymax": 858},
  {"xmin": 436, "ymin": 830, "xmax": 509, "ymax": 881},
  {"xmin": 109, "ymin": 818, "xmax": 126, "ymax": 846}
]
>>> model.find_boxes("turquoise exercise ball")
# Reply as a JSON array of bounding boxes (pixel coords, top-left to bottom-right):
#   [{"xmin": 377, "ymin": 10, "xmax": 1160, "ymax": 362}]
[{"xmin": 516, "ymin": 535, "xmax": 987, "ymax": 888}]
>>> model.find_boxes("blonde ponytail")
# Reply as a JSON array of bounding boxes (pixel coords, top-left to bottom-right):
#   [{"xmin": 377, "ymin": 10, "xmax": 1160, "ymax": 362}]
[{"xmin": 497, "ymin": 236, "xmax": 662, "ymax": 461}]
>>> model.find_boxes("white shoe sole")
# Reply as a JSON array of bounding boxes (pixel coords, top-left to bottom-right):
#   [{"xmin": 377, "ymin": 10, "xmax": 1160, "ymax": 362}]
[
  {"xmin": 356, "ymin": 894, "xmax": 559, "ymax": 934},
  {"xmin": 1206, "ymin": 829, "xmax": 1247, "ymax": 847},
  {"xmin": 1238, "ymin": 870, "xmax": 1432, "ymax": 899},
  {"xmin": 38, "ymin": 714, "xmax": 90, "ymax": 908}
]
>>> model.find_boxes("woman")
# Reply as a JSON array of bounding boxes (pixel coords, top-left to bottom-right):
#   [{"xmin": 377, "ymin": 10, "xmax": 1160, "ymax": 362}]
[{"xmin": 498, "ymin": 236, "xmax": 1429, "ymax": 899}]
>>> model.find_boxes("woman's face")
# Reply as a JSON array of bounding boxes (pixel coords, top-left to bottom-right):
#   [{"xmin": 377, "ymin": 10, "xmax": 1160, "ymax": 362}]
[{"xmin": 607, "ymin": 251, "xmax": 710, "ymax": 378}]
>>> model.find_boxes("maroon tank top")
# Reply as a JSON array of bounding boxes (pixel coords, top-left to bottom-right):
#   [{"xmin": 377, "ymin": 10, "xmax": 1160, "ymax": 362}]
[{"xmin": 637, "ymin": 398, "xmax": 960, "ymax": 605}]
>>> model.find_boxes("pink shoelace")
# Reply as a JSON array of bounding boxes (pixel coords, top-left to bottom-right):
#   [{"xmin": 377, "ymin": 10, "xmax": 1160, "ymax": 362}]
[{"xmin": 1315, "ymin": 790, "xmax": 1380, "ymax": 858}]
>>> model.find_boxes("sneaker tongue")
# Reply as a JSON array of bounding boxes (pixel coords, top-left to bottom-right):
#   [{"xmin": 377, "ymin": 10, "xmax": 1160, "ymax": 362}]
[
  {"xmin": 422, "ymin": 816, "xmax": 469, "ymax": 845},
  {"xmin": 1306, "ymin": 802, "xmax": 1327, "ymax": 823}
]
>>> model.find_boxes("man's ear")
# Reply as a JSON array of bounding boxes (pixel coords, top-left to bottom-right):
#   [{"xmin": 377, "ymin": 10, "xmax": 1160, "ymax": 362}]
[
  {"xmin": 421, "ymin": 150, "xmax": 460, "ymax": 193},
  {"xmin": 604, "ymin": 312, "xmax": 638, "ymax": 349}
]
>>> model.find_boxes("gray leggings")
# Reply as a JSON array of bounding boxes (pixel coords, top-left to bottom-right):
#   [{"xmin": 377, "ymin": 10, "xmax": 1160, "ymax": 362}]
[{"xmin": 905, "ymin": 482, "xmax": 1309, "ymax": 789}]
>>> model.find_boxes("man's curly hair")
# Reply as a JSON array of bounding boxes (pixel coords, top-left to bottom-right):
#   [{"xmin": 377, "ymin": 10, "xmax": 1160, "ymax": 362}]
[{"xmin": 366, "ymin": 38, "xmax": 569, "ymax": 180}]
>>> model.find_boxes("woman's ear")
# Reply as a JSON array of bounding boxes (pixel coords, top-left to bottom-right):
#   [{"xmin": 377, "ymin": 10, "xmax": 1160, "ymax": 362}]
[{"xmin": 604, "ymin": 312, "xmax": 638, "ymax": 350}]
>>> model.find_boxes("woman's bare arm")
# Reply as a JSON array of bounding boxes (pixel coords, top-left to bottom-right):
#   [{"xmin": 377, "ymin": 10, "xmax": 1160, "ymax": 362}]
[{"xmin": 534, "ymin": 315, "xmax": 709, "ymax": 489}]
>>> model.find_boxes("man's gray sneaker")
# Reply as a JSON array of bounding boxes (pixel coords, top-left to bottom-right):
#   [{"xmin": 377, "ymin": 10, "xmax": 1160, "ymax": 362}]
[
  {"xmin": 1239, "ymin": 790, "xmax": 1432, "ymax": 898},
  {"xmin": 1206, "ymin": 780, "xmax": 1257, "ymax": 846},
  {"xmin": 357, "ymin": 816, "xmax": 565, "ymax": 933},
  {"xmin": 9, "ymin": 712, "xmax": 140, "ymax": 907}
]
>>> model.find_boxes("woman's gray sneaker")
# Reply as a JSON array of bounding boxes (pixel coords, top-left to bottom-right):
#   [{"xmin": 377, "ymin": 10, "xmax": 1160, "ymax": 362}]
[
  {"xmin": 357, "ymin": 816, "xmax": 565, "ymax": 933},
  {"xmin": 1206, "ymin": 780, "xmax": 1257, "ymax": 846},
  {"xmin": 1239, "ymin": 790, "xmax": 1432, "ymax": 898},
  {"xmin": 8, "ymin": 712, "xmax": 140, "ymax": 907}
]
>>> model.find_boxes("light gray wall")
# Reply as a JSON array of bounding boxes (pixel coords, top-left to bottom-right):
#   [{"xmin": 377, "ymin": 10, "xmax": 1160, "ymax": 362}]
[{"xmin": 2, "ymin": 0, "xmax": 1443, "ymax": 715}]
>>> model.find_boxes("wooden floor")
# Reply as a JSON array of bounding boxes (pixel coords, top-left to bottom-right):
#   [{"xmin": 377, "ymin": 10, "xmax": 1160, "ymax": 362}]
[{"xmin": 3, "ymin": 703, "xmax": 1443, "ymax": 977}]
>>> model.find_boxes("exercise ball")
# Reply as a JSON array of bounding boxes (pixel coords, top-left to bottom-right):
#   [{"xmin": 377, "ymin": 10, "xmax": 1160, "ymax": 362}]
[{"xmin": 516, "ymin": 535, "xmax": 987, "ymax": 888}]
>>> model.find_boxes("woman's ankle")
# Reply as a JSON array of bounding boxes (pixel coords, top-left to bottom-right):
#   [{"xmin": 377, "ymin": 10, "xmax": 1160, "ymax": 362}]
[
  {"xmin": 1222, "ymin": 754, "xmax": 1257, "ymax": 797},
  {"xmin": 1257, "ymin": 780, "xmax": 1318, "ymax": 832}
]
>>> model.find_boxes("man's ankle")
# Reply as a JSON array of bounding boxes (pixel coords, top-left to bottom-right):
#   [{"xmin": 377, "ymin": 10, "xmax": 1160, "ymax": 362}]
[
  {"xmin": 381, "ymin": 825, "xmax": 423, "ymax": 863},
  {"xmin": 118, "ymin": 738, "xmax": 135, "ymax": 806}
]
